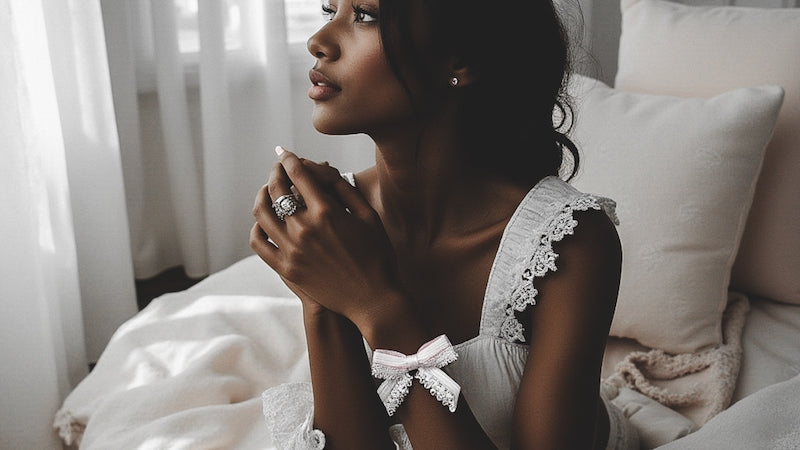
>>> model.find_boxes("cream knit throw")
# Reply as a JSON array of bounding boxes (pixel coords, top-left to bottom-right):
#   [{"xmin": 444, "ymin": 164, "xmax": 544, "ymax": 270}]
[{"xmin": 606, "ymin": 293, "xmax": 750, "ymax": 425}]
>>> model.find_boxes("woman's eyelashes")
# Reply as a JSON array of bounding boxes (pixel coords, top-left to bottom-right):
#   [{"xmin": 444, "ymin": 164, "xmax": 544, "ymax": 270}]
[
  {"xmin": 352, "ymin": 5, "xmax": 379, "ymax": 23},
  {"xmin": 321, "ymin": 3, "xmax": 379, "ymax": 23},
  {"xmin": 321, "ymin": 3, "xmax": 336, "ymax": 20}
]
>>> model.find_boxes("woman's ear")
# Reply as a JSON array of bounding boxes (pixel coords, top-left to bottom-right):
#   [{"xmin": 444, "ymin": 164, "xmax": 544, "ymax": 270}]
[{"xmin": 446, "ymin": 57, "xmax": 477, "ymax": 88}]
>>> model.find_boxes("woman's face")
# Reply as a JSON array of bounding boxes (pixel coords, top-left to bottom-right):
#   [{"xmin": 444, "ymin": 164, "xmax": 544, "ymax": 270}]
[{"xmin": 306, "ymin": 0, "xmax": 416, "ymax": 137}]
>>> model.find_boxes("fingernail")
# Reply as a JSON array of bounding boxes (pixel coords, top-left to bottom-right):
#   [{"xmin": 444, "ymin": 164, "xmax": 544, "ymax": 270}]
[{"xmin": 275, "ymin": 145, "xmax": 285, "ymax": 156}]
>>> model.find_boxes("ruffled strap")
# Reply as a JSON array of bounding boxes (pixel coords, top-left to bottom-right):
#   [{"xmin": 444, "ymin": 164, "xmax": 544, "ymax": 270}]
[{"xmin": 481, "ymin": 176, "xmax": 618, "ymax": 343}]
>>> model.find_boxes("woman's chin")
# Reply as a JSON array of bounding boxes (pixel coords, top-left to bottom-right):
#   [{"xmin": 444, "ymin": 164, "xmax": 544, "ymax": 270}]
[{"xmin": 311, "ymin": 115, "xmax": 356, "ymax": 136}]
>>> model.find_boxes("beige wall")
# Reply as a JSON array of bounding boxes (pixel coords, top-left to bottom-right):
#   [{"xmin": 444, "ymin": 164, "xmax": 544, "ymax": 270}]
[{"xmin": 574, "ymin": 0, "xmax": 799, "ymax": 85}]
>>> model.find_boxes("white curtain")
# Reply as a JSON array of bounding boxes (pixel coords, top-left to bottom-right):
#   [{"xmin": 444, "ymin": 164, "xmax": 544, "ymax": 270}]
[
  {"xmin": 1, "ymin": 1, "xmax": 372, "ymax": 446},
  {"xmin": 1, "ymin": 0, "xmax": 135, "ymax": 447},
  {"xmin": 103, "ymin": 0, "xmax": 374, "ymax": 280}
]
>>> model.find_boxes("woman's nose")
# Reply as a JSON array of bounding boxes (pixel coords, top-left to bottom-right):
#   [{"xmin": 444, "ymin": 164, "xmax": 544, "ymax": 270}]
[{"xmin": 307, "ymin": 23, "xmax": 340, "ymax": 61}]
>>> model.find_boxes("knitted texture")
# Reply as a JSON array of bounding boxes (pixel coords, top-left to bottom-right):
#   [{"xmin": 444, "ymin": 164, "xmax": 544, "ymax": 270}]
[{"xmin": 606, "ymin": 294, "xmax": 749, "ymax": 424}]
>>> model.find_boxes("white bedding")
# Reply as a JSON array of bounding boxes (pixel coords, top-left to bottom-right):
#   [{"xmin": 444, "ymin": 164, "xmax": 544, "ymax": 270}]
[
  {"xmin": 734, "ymin": 296, "xmax": 800, "ymax": 403},
  {"xmin": 660, "ymin": 373, "xmax": 800, "ymax": 449},
  {"xmin": 55, "ymin": 256, "xmax": 302, "ymax": 449},
  {"xmin": 54, "ymin": 255, "xmax": 800, "ymax": 449}
]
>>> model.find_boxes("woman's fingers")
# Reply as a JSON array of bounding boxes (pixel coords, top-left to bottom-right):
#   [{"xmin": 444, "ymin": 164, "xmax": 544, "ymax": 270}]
[
  {"xmin": 275, "ymin": 146, "xmax": 332, "ymax": 211},
  {"xmin": 249, "ymin": 222, "xmax": 280, "ymax": 266},
  {"xmin": 266, "ymin": 160, "xmax": 295, "ymax": 210},
  {"xmin": 301, "ymin": 158, "xmax": 343, "ymax": 185},
  {"xmin": 331, "ymin": 176, "xmax": 380, "ymax": 224},
  {"xmin": 296, "ymin": 157, "xmax": 377, "ymax": 224},
  {"xmin": 254, "ymin": 173, "xmax": 284, "ymax": 228},
  {"xmin": 252, "ymin": 165, "xmax": 290, "ymax": 259}
]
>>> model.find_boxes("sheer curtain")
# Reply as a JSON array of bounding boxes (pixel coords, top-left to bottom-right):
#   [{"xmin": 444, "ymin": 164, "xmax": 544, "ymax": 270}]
[
  {"xmin": 1, "ymin": 0, "xmax": 134, "ymax": 447},
  {"xmin": 103, "ymin": 0, "xmax": 374, "ymax": 280},
  {"xmin": 2, "ymin": 0, "xmax": 372, "ymax": 447}
]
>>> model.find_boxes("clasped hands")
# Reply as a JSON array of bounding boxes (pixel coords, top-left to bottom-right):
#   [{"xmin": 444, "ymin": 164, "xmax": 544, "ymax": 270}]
[{"xmin": 250, "ymin": 146, "xmax": 403, "ymax": 330}]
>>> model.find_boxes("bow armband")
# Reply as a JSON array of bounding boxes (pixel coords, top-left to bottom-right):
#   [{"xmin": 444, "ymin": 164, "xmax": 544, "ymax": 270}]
[{"xmin": 371, "ymin": 335, "xmax": 460, "ymax": 416}]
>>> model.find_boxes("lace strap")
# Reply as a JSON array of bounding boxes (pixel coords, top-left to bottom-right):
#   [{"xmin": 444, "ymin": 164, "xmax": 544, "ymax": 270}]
[{"xmin": 480, "ymin": 177, "xmax": 618, "ymax": 343}]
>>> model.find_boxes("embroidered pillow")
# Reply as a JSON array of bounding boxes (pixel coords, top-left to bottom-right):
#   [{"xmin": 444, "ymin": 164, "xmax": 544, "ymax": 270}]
[
  {"xmin": 567, "ymin": 74, "xmax": 783, "ymax": 353},
  {"xmin": 615, "ymin": 0, "xmax": 800, "ymax": 305}
]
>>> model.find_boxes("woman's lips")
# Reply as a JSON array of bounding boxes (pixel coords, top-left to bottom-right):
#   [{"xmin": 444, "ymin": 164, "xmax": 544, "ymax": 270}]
[{"xmin": 308, "ymin": 69, "xmax": 341, "ymax": 101}]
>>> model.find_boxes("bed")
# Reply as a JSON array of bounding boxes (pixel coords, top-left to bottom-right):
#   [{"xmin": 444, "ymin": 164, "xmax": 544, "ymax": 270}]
[{"xmin": 55, "ymin": 1, "xmax": 800, "ymax": 448}]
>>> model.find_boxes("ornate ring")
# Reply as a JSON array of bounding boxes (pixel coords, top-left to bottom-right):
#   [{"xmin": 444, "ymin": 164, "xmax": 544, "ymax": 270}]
[{"xmin": 272, "ymin": 193, "xmax": 302, "ymax": 221}]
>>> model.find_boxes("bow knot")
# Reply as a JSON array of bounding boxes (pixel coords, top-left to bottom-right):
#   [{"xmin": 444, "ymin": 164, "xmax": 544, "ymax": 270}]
[{"xmin": 371, "ymin": 335, "xmax": 460, "ymax": 416}]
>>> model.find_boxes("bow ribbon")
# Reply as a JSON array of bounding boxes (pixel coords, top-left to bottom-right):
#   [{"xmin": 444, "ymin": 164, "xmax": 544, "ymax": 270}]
[{"xmin": 371, "ymin": 335, "xmax": 460, "ymax": 416}]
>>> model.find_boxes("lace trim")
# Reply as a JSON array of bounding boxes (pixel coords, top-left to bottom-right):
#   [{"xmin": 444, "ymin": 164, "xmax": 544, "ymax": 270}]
[
  {"xmin": 416, "ymin": 369, "xmax": 458, "ymax": 412},
  {"xmin": 389, "ymin": 424, "xmax": 413, "ymax": 450},
  {"xmin": 380, "ymin": 374, "xmax": 414, "ymax": 416},
  {"xmin": 262, "ymin": 382, "xmax": 326, "ymax": 449},
  {"xmin": 372, "ymin": 335, "xmax": 460, "ymax": 416},
  {"xmin": 500, "ymin": 194, "xmax": 617, "ymax": 343},
  {"xmin": 53, "ymin": 409, "xmax": 85, "ymax": 447}
]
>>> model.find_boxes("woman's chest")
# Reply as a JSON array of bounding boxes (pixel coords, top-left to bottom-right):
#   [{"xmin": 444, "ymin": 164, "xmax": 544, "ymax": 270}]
[{"xmin": 395, "ymin": 237, "xmax": 501, "ymax": 344}]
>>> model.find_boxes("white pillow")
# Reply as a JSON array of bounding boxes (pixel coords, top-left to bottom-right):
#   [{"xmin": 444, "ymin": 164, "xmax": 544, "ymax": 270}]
[
  {"xmin": 615, "ymin": 0, "xmax": 800, "ymax": 306},
  {"xmin": 568, "ymin": 74, "xmax": 783, "ymax": 353}
]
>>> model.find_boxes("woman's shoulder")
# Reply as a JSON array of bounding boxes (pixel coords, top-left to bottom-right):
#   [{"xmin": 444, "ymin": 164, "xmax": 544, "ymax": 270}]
[
  {"xmin": 526, "ymin": 175, "xmax": 621, "ymax": 272},
  {"xmin": 485, "ymin": 176, "xmax": 621, "ymax": 343},
  {"xmin": 530, "ymin": 176, "xmax": 623, "ymax": 312},
  {"xmin": 509, "ymin": 176, "xmax": 619, "ymax": 243},
  {"xmin": 529, "ymin": 176, "xmax": 616, "ymax": 216}
]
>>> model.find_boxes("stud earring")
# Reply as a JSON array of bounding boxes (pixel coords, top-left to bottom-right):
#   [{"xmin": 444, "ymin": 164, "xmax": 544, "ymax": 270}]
[{"xmin": 450, "ymin": 77, "xmax": 459, "ymax": 86}]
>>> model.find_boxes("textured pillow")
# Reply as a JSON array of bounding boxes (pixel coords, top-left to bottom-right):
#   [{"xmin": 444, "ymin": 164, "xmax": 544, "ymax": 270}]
[
  {"xmin": 615, "ymin": 0, "xmax": 800, "ymax": 305},
  {"xmin": 567, "ymin": 74, "xmax": 783, "ymax": 353}
]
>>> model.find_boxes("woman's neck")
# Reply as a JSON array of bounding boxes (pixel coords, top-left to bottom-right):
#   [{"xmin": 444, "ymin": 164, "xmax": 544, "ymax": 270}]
[{"xmin": 363, "ymin": 137, "xmax": 527, "ymax": 250}]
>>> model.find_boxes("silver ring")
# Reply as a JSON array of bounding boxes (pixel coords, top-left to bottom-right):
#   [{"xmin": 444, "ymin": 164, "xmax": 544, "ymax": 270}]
[{"xmin": 272, "ymin": 194, "xmax": 302, "ymax": 220}]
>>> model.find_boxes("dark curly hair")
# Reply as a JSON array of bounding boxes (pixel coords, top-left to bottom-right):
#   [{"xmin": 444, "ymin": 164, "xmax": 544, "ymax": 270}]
[{"xmin": 377, "ymin": 0, "xmax": 581, "ymax": 185}]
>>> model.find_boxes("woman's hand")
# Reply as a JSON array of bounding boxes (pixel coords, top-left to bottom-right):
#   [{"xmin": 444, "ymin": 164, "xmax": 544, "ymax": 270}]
[{"xmin": 250, "ymin": 146, "xmax": 403, "ymax": 329}]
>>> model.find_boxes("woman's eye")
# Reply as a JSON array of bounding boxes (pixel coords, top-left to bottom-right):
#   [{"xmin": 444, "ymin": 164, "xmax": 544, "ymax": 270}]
[
  {"xmin": 321, "ymin": 4, "xmax": 336, "ymax": 21},
  {"xmin": 353, "ymin": 6, "xmax": 378, "ymax": 23}
]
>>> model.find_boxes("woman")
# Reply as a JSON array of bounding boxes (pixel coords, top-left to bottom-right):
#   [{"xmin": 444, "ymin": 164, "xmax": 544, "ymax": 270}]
[{"xmin": 250, "ymin": 0, "xmax": 637, "ymax": 448}]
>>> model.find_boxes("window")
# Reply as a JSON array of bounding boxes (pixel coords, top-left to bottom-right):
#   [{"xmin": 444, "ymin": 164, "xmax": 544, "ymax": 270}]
[
  {"xmin": 286, "ymin": 0, "xmax": 325, "ymax": 44},
  {"xmin": 174, "ymin": 0, "xmax": 242, "ymax": 53},
  {"xmin": 174, "ymin": 0, "xmax": 323, "ymax": 51},
  {"xmin": 103, "ymin": 0, "xmax": 326, "ymax": 92}
]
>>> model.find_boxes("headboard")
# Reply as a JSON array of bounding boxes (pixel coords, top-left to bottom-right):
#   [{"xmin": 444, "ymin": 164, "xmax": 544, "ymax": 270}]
[{"xmin": 574, "ymin": 0, "xmax": 800, "ymax": 85}]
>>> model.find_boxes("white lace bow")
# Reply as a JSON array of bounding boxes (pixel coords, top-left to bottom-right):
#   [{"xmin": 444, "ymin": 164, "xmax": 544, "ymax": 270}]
[{"xmin": 371, "ymin": 335, "xmax": 460, "ymax": 416}]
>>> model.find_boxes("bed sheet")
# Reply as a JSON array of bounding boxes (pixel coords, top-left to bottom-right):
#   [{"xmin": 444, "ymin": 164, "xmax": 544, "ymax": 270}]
[
  {"xmin": 55, "ymin": 256, "xmax": 305, "ymax": 449},
  {"xmin": 733, "ymin": 296, "xmax": 800, "ymax": 402},
  {"xmin": 55, "ymin": 255, "xmax": 800, "ymax": 449}
]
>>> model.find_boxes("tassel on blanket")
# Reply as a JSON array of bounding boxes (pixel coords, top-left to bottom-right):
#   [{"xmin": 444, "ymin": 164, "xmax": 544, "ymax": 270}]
[
  {"xmin": 53, "ymin": 409, "xmax": 85, "ymax": 447},
  {"xmin": 605, "ymin": 293, "xmax": 750, "ymax": 425}
]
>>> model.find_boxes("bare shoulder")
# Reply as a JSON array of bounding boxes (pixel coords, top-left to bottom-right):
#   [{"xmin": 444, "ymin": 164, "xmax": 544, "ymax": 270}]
[
  {"xmin": 511, "ymin": 207, "xmax": 622, "ymax": 448},
  {"xmin": 352, "ymin": 166, "xmax": 379, "ymax": 201},
  {"xmin": 353, "ymin": 166, "xmax": 377, "ymax": 186},
  {"xmin": 560, "ymin": 207, "xmax": 622, "ymax": 278},
  {"xmin": 538, "ymin": 206, "xmax": 622, "ymax": 316},
  {"xmin": 526, "ymin": 205, "xmax": 623, "ymax": 351}
]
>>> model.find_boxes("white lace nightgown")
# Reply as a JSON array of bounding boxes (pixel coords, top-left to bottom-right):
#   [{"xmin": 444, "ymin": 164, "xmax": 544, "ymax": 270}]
[{"xmin": 262, "ymin": 175, "xmax": 638, "ymax": 449}]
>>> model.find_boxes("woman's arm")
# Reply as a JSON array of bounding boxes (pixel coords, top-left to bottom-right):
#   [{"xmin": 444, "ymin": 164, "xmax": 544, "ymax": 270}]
[
  {"xmin": 251, "ymin": 148, "xmax": 496, "ymax": 449},
  {"xmin": 301, "ymin": 307, "xmax": 395, "ymax": 449},
  {"xmin": 511, "ymin": 209, "xmax": 622, "ymax": 450}
]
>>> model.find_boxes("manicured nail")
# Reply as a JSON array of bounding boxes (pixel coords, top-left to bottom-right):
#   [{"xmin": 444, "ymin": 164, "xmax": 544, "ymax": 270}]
[{"xmin": 275, "ymin": 145, "xmax": 285, "ymax": 156}]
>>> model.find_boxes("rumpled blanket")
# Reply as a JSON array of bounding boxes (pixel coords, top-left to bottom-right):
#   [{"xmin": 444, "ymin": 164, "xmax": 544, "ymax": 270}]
[
  {"xmin": 54, "ymin": 256, "xmax": 307, "ymax": 449},
  {"xmin": 53, "ymin": 256, "xmax": 791, "ymax": 450},
  {"xmin": 657, "ymin": 372, "xmax": 800, "ymax": 449},
  {"xmin": 603, "ymin": 292, "xmax": 750, "ymax": 427}
]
